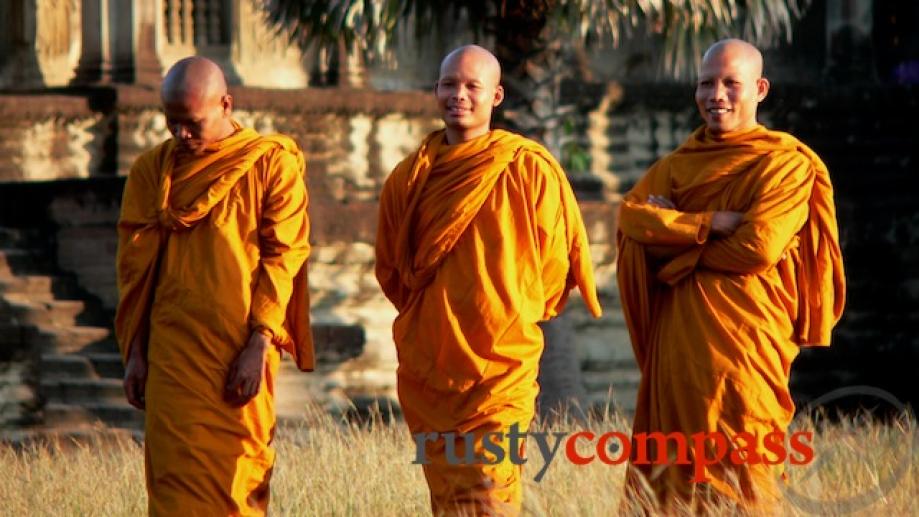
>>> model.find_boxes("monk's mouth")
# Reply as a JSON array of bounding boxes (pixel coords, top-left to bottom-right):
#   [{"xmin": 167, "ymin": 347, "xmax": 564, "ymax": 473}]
[{"xmin": 707, "ymin": 108, "xmax": 731, "ymax": 114}]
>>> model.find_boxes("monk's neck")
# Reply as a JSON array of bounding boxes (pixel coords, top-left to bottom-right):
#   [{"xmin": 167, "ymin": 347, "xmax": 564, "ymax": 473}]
[
  {"xmin": 444, "ymin": 126, "xmax": 491, "ymax": 145},
  {"xmin": 704, "ymin": 123, "xmax": 763, "ymax": 142}
]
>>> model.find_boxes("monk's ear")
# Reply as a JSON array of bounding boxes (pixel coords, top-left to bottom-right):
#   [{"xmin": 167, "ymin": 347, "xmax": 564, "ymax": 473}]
[
  {"xmin": 755, "ymin": 77, "xmax": 770, "ymax": 103},
  {"xmin": 221, "ymin": 94, "xmax": 233, "ymax": 116},
  {"xmin": 493, "ymin": 84, "xmax": 505, "ymax": 108}
]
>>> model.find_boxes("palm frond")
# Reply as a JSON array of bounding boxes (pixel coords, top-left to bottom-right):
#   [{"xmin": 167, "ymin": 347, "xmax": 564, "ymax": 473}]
[{"xmin": 262, "ymin": 0, "xmax": 811, "ymax": 80}]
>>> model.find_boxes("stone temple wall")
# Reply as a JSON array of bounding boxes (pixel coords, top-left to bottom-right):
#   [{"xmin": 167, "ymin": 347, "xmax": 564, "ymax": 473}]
[
  {"xmin": 0, "ymin": 85, "xmax": 625, "ymax": 430},
  {"xmin": 1, "ymin": 81, "xmax": 917, "ymax": 433}
]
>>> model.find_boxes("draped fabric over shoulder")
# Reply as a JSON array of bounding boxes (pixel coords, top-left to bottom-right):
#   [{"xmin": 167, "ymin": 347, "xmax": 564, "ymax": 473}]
[
  {"xmin": 376, "ymin": 129, "xmax": 601, "ymax": 514},
  {"xmin": 617, "ymin": 125, "xmax": 845, "ymax": 509},
  {"xmin": 115, "ymin": 122, "xmax": 312, "ymax": 516}
]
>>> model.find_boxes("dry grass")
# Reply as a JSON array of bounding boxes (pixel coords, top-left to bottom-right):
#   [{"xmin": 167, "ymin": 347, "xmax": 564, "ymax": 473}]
[{"xmin": 0, "ymin": 404, "xmax": 915, "ymax": 516}]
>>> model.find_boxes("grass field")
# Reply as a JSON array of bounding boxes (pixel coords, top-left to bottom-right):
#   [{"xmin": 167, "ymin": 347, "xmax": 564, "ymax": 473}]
[{"xmin": 1, "ymin": 404, "xmax": 915, "ymax": 516}]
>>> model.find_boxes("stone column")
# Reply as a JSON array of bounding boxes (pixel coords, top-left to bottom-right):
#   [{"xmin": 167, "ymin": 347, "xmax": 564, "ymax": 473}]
[
  {"xmin": 73, "ymin": 0, "xmax": 114, "ymax": 83},
  {"xmin": 0, "ymin": 0, "xmax": 81, "ymax": 88},
  {"xmin": 133, "ymin": 0, "xmax": 163, "ymax": 85},
  {"xmin": 73, "ymin": 0, "xmax": 162, "ymax": 85}
]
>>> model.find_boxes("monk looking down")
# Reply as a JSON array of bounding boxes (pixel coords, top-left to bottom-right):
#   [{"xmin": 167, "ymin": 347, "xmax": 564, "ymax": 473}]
[
  {"xmin": 116, "ymin": 56, "xmax": 313, "ymax": 516},
  {"xmin": 617, "ymin": 39, "xmax": 845, "ymax": 511},
  {"xmin": 375, "ymin": 45, "xmax": 602, "ymax": 514}
]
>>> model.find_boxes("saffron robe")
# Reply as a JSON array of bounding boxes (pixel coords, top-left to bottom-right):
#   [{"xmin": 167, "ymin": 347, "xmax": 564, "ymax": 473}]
[
  {"xmin": 376, "ymin": 129, "xmax": 602, "ymax": 514},
  {"xmin": 115, "ymin": 123, "xmax": 313, "ymax": 516},
  {"xmin": 617, "ymin": 125, "xmax": 845, "ymax": 509}
]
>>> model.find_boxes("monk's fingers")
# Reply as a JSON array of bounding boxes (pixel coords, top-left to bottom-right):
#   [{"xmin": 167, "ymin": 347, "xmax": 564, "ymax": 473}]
[
  {"xmin": 647, "ymin": 195, "xmax": 671, "ymax": 208},
  {"xmin": 124, "ymin": 375, "xmax": 145, "ymax": 410},
  {"xmin": 123, "ymin": 377, "xmax": 136, "ymax": 407},
  {"xmin": 224, "ymin": 361, "xmax": 242, "ymax": 391},
  {"xmin": 654, "ymin": 196, "xmax": 675, "ymax": 209},
  {"xmin": 136, "ymin": 373, "xmax": 146, "ymax": 410}
]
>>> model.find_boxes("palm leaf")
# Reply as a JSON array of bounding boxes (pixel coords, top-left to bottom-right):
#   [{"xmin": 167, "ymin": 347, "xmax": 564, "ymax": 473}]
[{"xmin": 262, "ymin": 0, "xmax": 811, "ymax": 79}]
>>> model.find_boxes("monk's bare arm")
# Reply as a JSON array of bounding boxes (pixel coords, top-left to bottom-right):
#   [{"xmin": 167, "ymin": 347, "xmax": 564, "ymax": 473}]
[
  {"xmin": 699, "ymin": 153, "xmax": 814, "ymax": 274},
  {"xmin": 249, "ymin": 148, "xmax": 310, "ymax": 338}
]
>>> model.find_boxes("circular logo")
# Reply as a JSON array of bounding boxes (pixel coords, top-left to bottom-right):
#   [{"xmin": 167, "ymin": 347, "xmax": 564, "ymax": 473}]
[{"xmin": 781, "ymin": 385, "xmax": 914, "ymax": 513}]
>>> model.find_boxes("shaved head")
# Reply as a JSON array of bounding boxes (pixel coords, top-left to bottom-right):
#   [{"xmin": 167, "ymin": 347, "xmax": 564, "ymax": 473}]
[
  {"xmin": 161, "ymin": 56, "xmax": 229, "ymax": 105},
  {"xmin": 435, "ymin": 45, "xmax": 505, "ymax": 144},
  {"xmin": 695, "ymin": 39, "xmax": 769, "ymax": 135},
  {"xmin": 439, "ymin": 45, "xmax": 502, "ymax": 87},
  {"xmin": 161, "ymin": 56, "xmax": 235, "ymax": 155},
  {"xmin": 701, "ymin": 39, "xmax": 764, "ymax": 78}
]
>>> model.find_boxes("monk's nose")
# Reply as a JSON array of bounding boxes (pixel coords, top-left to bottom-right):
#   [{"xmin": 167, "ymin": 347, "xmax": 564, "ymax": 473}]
[
  {"xmin": 711, "ymin": 81, "xmax": 728, "ymax": 101},
  {"xmin": 174, "ymin": 124, "xmax": 191, "ymax": 139}
]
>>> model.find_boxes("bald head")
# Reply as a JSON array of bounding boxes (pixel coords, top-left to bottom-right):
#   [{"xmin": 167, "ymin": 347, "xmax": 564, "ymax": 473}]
[
  {"xmin": 701, "ymin": 39, "xmax": 764, "ymax": 78},
  {"xmin": 695, "ymin": 39, "xmax": 769, "ymax": 136},
  {"xmin": 161, "ymin": 57, "xmax": 235, "ymax": 155},
  {"xmin": 435, "ymin": 45, "xmax": 505, "ymax": 144},
  {"xmin": 439, "ymin": 45, "xmax": 502, "ymax": 86},
  {"xmin": 161, "ymin": 56, "xmax": 228, "ymax": 105}
]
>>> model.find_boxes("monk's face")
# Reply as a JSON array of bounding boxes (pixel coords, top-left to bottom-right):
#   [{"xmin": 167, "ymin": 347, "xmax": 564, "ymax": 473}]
[
  {"xmin": 435, "ymin": 52, "xmax": 504, "ymax": 141},
  {"xmin": 163, "ymin": 89, "xmax": 233, "ymax": 155},
  {"xmin": 695, "ymin": 49, "xmax": 769, "ymax": 135}
]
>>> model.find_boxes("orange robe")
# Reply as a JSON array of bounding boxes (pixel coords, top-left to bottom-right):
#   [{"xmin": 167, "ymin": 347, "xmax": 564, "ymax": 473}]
[
  {"xmin": 617, "ymin": 125, "xmax": 845, "ymax": 510},
  {"xmin": 115, "ymin": 122, "xmax": 313, "ymax": 516},
  {"xmin": 375, "ymin": 129, "xmax": 602, "ymax": 515}
]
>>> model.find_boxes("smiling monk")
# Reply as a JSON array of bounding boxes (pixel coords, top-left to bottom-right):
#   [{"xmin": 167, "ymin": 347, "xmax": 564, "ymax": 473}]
[
  {"xmin": 617, "ymin": 39, "xmax": 846, "ymax": 512},
  {"xmin": 116, "ymin": 56, "xmax": 313, "ymax": 516},
  {"xmin": 375, "ymin": 45, "xmax": 601, "ymax": 515}
]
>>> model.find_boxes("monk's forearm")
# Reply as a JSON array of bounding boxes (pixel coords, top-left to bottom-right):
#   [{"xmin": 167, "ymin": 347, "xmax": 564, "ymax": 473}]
[
  {"xmin": 618, "ymin": 201, "xmax": 714, "ymax": 246},
  {"xmin": 129, "ymin": 319, "xmax": 149, "ymax": 359}
]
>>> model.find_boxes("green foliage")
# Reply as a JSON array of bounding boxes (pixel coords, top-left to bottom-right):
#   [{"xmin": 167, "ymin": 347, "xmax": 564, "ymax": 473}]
[{"xmin": 263, "ymin": 0, "xmax": 811, "ymax": 79}]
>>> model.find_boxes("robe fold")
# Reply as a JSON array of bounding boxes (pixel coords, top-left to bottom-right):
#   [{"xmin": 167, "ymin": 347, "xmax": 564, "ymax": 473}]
[
  {"xmin": 376, "ymin": 129, "xmax": 601, "ymax": 514},
  {"xmin": 617, "ymin": 124, "xmax": 845, "ymax": 509},
  {"xmin": 115, "ymin": 121, "xmax": 313, "ymax": 516}
]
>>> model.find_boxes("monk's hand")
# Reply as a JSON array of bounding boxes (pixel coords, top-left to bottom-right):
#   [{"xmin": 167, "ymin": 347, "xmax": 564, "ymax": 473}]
[
  {"xmin": 123, "ymin": 334, "xmax": 148, "ymax": 410},
  {"xmin": 224, "ymin": 331, "xmax": 270, "ymax": 407},
  {"xmin": 647, "ymin": 195, "xmax": 676, "ymax": 209},
  {"xmin": 712, "ymin": 211, "xmax": 744, "ymax": 237}
]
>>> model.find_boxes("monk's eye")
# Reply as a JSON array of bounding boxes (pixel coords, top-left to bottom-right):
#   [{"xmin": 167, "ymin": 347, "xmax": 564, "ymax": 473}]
[{"xmin": 699, "ymin": 80, "xmax": 712, "ymax": 87}]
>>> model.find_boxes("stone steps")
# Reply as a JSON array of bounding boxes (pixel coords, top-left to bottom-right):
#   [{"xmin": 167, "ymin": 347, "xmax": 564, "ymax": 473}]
[
  {"xmin": 0, "ymin": 248, "xmax": 40, "ymax": 277},
  {"xmin": 40, "ymin": 378, "xmax": 125, "ymax": 405},
  {"xmin": 39, "ymin": 352, "xmax": 123, "ymax": 380},
  {"xmin": 26, "ymin": 324, "xmax": 114, "ymax": 355},
  {"xmin": 86, "ymin": 352, "xmax": 124, "ymax": 378},
  {"xmin": 43, "ymin": 402, "xmax": 144, "ymax": 430},
  {"xmin": 1, "ymin": 294, "xmax": 85, "ymax": 327},
  {"xmin": 39, "ymin": 353, "xmax": 98, "ymax": 379},
  {"xmin": 0, "ymin": 275, "xmax": 54, "ymax": 296}
]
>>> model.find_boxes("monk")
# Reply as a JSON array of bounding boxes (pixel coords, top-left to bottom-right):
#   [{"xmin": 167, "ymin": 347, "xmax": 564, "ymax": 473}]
[
  {"xmin": 375, "ymin": 45, "xmax": 602, "ymax": 515},
  {"xmin": 115, "ymin": 56, "xmax": 313, "ymax": 516},
  {"xmin": 617, "ymin": 39, "xmax": 846, "ymax": 512}
]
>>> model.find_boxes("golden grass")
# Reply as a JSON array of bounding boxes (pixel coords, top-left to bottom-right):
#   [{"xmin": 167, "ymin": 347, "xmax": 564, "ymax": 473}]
[{"xmin": 0, "ymin": 405, "xmax": 915, "ymax": 516}]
